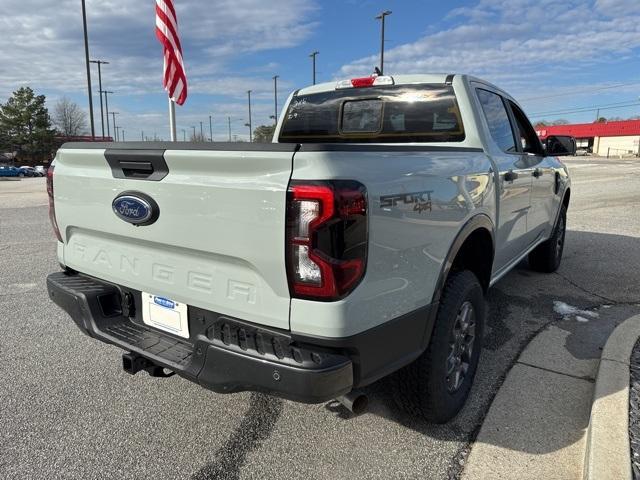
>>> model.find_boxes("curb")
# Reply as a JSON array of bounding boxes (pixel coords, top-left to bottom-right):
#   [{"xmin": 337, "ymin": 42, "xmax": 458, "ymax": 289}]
[{"xmin": 583, "ymin": 314, "xmax": 640, "ymax": 480}]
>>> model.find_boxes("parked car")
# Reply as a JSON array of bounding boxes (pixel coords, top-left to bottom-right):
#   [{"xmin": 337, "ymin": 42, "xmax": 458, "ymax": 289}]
[
  {"xmin": 19, "ymin": 166, "xmax": 39, "ymax": 177},
  {"xmin": 0, "ymin": 166, "xmax": 23, "ymax": 177},
  {"xmin": 34, "ymin": 165, "xmax": 47, "ymax": 176},
  {"xmin": 46, "ymin": 73, "xmax": 573, "ymax": 423}
]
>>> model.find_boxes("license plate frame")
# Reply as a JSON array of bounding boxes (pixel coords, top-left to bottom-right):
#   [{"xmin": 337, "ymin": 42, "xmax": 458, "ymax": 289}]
[{"xmin": 141, "ymin": 292, "xmax": 190, "ymax": 339}]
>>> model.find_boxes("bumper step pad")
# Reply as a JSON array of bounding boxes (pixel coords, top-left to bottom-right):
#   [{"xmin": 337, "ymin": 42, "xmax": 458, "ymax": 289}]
[{"xmin": 104, "ymin": 322, "xmax": 193, "ymax": 367}]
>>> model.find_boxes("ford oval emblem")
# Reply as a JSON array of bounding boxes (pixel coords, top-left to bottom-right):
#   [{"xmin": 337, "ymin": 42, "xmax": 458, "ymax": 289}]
[{"xmin": 112, "ymin": 192, "xmax": 159, "ymax": 226}]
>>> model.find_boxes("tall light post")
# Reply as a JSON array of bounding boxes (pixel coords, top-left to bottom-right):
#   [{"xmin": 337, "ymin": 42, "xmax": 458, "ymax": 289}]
[
  {"xmin": 209, "ymin": 115, "xmax": 213, "ymax": 142},
  {"xmin": 228, "ymin": 116, "xmax": 232, "ymax": 141},
  {"xmin": 121, "ymin": 129, "xmax": 125, "ymax": 142},
  {"xmin": 375, "ymin": 10, "xmax": 392, "ymax": 74},
  {"xmin": 114, "ymin": 126, "xmax": 120, "ymax": 142},
  {"xmin": 181, "ymin": 128, "xmax": 186, "ymax": 141},
  {"xmin": 89, "ymin": 59, "xmax": 109, "ymax": 138},
  {"xmin": 191, "ymin": 125, "xmax": 196, "ymax": 140},
  {"xmin": 273, "ymin": 75, "xmax": 279, "ymax": 123},
  {"xmin": 111, "ymin": 111, "xmax": 119, "ymax": 141},
  {"xmin": 101, "ymin": 90, "xmax": 113, "ymax": 139},
  {"xmin": 310, "ymin": 51, "xmax": 319, "ymax": 85},
  {"xmin": 247, "ymin": 90, "xmax": 253, "ymax": 142},
  {"xmin": 81, "ymin": 0, "xmax": 95, "ymax": 139}
]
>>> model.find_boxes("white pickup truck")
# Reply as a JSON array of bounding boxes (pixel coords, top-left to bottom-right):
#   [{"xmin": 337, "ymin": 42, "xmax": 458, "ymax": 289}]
[{"xmin": 47, "ymin": 74, "xmax": 573, "ymax": 422}]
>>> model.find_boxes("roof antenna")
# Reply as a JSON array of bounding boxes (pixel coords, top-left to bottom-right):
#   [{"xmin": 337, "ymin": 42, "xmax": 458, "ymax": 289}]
[{"xmin": 373, "ymin": 66, "xmax": 382, "ymax": 76}]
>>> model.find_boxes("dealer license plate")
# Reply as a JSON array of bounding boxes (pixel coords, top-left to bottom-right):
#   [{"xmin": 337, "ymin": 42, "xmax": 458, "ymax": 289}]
[{"xmin": 141, "ymin": 292, "xmax": 189, "ymax": 339}]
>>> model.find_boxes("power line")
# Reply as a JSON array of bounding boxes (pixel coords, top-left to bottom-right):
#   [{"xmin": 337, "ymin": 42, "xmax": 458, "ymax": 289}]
[
  {"xmin": 520, "ymin": 81, "xmax": 640, "ymax": 102},
  {"xmin": 529, "ymin": 99, "xmax": 640, "ymax": 117},
  {"xmin": 530, "ymin": 103, "xmax": 640, "ymax": 119}
]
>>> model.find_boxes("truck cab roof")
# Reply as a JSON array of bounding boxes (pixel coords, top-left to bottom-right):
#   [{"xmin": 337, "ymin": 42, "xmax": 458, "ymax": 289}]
[{"xmin": 296, "ymin": 73, "xmax": 512, "ymax": 100}]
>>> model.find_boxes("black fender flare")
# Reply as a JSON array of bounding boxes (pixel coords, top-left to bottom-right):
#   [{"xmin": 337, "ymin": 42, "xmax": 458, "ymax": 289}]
[
  {"xmin": 430, "ymin": 213, "xmax": 495, "ymax": 306},
  {"xmin": 552, "ymin": 185, "xmax": 570, "ymax": 229}
]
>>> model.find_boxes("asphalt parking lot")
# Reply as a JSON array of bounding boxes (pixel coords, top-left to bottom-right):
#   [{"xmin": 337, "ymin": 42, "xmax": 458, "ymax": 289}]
[{"xmin": 1, "ymin": 157, "xmax": 639, "ymax": 480}]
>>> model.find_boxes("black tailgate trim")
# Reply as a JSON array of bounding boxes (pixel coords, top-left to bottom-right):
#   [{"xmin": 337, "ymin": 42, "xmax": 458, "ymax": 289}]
[
  {"xmin": 104, "ymin": 149, "xmax": 168, "ymax": 181},
  {"xmin": 61, "ymin": 141, "xmax": 299, "ymax": 151}
]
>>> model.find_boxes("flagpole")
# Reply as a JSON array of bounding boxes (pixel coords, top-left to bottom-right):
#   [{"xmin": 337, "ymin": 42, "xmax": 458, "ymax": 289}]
[{"xmin": 169, "ymin": 98, "xmax": 177, "ymax": 141}]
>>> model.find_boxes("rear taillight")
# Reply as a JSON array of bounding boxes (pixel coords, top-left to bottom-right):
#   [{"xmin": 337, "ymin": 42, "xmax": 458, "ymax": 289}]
[
  {"xmin": 47, "ymin": 164, "xmax": 62, "ymax": 242},
  {"xmin": 286, "ymin": 180, "xmax": 368, "ymax": 301}
]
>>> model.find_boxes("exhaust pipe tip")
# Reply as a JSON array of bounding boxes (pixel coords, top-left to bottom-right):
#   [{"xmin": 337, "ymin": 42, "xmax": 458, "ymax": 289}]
[{"xmin": 336, "ymin": 390, "xmax": 368, "ymax": 415}]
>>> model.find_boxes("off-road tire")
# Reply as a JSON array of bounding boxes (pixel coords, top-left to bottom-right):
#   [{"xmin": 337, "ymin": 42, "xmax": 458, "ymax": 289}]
[
  {"xmin": 528, "ymin": 204, "xmax": 567, "ymax": 273},
  {"xmin": 392, "ymin": 270, "xmax": 485, "ymax": 423}
]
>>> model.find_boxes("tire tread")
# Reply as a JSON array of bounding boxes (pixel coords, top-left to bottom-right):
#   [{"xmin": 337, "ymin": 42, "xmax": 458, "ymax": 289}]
[{"xmin": 392, "ymin": 270, "xmax": 484, "ymax": 422}]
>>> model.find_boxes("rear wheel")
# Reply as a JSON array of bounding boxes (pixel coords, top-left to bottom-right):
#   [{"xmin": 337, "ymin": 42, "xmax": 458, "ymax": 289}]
[
  {"xmin": 392, "ymin": 270, "xmax": 485, "ymax": 423},
  {"xmin": 529, "ymin": 204, "xmax": 566, "ymax": 273}
]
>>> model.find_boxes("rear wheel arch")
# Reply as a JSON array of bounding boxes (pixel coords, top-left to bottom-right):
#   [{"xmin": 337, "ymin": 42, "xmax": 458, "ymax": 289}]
[{"xmin": 431, "ymin": 215, "xmax": 495, "ymax": 305}]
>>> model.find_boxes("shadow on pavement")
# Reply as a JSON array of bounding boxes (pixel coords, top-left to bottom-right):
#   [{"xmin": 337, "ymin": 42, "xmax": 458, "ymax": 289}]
[{"xmin": 322, "ymin": 229, "xmax": 640, "ymax": 458}]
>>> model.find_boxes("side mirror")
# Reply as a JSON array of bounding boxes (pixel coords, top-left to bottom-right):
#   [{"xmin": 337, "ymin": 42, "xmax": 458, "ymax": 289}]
[{"xmin": 543, "ymin": 135, "xmax": 576, "ymax": 156}]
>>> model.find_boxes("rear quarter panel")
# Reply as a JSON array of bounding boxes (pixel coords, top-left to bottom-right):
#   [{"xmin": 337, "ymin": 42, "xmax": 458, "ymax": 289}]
[{"xmin": 290, "ymin": 146, "xmax": 496, "ymax": 337}]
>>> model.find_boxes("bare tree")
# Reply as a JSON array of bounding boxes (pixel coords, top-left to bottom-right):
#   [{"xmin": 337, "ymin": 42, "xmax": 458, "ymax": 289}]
[
  {"xmin": 189, "ymin": 132, "xmax": 207, "ymax": 143},
  {"xmin": 53, "ymin": 97, "xmax": 87, "ymax": 137}
]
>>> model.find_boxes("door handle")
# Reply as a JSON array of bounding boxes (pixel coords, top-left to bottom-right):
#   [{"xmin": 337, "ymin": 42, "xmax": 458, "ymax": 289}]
[
  {"xmin": 532, "ymin": 168, "xmax": 543, "ymax": 178},
  {"xmin": 504, "ymin": 170, "xmax": 518, "ymax": 181}
]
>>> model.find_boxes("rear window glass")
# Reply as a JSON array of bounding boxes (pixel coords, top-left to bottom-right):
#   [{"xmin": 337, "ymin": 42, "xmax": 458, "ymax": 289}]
[
  {"xmin": 341, "ymin": 99, "xmax": 384, "ymax": 134},
  {"xmin": 279, "ymin": 84, "xmax": 465, "ymax": 143}
]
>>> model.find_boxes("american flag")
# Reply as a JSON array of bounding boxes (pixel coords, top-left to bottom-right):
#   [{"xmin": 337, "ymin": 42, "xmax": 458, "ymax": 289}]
[{"xmin": 155, "ymin": 0, "xmax": 187, "ymax": 105}]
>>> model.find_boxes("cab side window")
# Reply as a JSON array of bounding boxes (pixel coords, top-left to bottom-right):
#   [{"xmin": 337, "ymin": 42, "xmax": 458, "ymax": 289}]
[
  {"xmin": 508, "ymin": 101, "xmax": 543, "ymax": 155},
  {"xmin": 476, "ymin": 89, "xmax": 517, "ymax": 153}
]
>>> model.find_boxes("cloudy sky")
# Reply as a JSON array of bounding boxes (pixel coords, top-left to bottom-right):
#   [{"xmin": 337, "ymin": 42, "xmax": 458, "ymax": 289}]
[{"xmin": 2, "ymin": 0, "xmax": 640, "ymax": 140}]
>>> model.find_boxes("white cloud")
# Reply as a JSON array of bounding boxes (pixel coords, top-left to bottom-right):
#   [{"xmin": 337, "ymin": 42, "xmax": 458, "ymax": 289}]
[
  {"xmin": 0, "ymin": 0, "xmax": 317, "ymax": 98},
  {"xmin": 595, "ymin": 0, "xmax": 640, "ymax": 16},
  {"xmin": 337, "ymin": 0, "xmax": 640, "ymax": 102},
  {"xmin": 1, "ymin": 0, "xmax": 317, "ymax": 138}
]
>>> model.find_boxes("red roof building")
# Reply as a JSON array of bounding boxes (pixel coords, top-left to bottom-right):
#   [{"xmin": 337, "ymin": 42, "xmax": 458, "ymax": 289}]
[{"xmin": 536, "ymin": 120, "xmax": 640, "ymax": 157}]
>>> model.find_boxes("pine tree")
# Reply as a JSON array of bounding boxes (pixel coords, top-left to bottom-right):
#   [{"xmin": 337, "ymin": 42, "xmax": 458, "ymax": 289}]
[{"xmin": 0, "ymin": 87, "xmax": 56, "ymax": 160}]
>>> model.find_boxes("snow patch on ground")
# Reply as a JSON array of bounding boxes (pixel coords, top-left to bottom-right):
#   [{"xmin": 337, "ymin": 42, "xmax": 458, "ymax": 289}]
[{"xmin": 553, "ymin": 301, "xmax": 599, "ymax": 322}]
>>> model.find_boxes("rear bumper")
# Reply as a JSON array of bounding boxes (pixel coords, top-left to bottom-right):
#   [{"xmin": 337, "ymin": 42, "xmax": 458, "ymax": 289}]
[{"xmin": 47, "ymin": 271, "xmax": 436, "ymax": 404}]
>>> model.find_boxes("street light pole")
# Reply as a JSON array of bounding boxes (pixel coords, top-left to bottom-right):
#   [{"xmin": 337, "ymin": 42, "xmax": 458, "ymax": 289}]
[
  {"xmin": 89, "ymin": 60, "xmax": 109, "ymax": 138},
  {"xmin": 101, "ymin": 90, "xmax": 113, "ymax": 139},
  {"xmin": 247, "ymin": 90, "xmax": 253, "ymax": 142},
  {"xmin": 310, "ymin": 51, "xmax": 319, "ymax": 85},
  {"xmin": 209, "ymin": 115, "xmax": 213, "ymax": 141},
  {"xmin": 375, "ymin": 10, "xmax": 392, "ymax": 74},
  {"xmin": 111, "ymin": 111, "xmax": 119, "ymax": 141},
  {"xmin": 122, "ymin": 129, "xmax": 125, "ymax": 142},
  {"xmin": 273, "ymin": 75, "xmax": 279, "ymax": 123},
  {"xmin": 191, "ymin": 125, "xmax": 196, "ymax": 140},
  {"xmin": 81, "ymin": 0, "xmax": 95, "ymax": 139},
  {"xmin": 181, "ymin": 128, "xmax": 186, "ymax": 141},
  {"xmin": 228, "ymin": 116, "xmax": 232, "ymax": 142}
]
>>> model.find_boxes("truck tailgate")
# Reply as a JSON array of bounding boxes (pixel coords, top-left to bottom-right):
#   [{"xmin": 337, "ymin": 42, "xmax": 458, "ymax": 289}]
[{"xmin": 53, "ymin": 144, "xmax": 296, "ymax": 330}]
